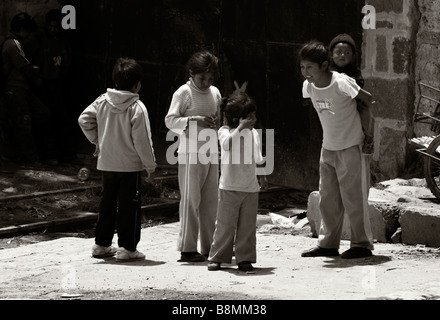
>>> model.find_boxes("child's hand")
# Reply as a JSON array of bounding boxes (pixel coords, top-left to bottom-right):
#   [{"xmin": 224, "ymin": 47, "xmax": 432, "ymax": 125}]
[
  {"xmin": 93, "ymin": 144, "xmax": 100, "ymax": 157},
  {"xmin": 145, "ymin": 170, "xmax": 155, "ymax": 183},
  {"xmin": 190, "ymin": 116, "xmax": 217, "ymax": 129},
  {"xmin": 259, "ymin": 176, "xmax": 269, "ymax": 191},
  {"xmin": 208, "ymin": 114, "xmax": 220, "ymax": 128},
  {"xmin": 239, "ymin": 115, "xmax": 256, "ymax": 130}
]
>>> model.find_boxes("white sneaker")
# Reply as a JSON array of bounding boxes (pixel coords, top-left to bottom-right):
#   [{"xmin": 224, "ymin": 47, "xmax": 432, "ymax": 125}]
[
  {"xmin": 92, "ymin": 244, "xmax": 117, "ymax": 258},
  {"xmin": 116, "ymin": 247, "xmax": 145, "ymax": 261}
]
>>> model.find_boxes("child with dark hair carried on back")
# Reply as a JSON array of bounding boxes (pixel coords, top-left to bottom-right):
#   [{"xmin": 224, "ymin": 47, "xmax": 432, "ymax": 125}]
[
  {"xmin": 207, "ymin": 86, "xmax": 268, "ymax": 272},
  {"xmin": 329, "ymin": 33, "xmax": 374, "ymax": 154}
]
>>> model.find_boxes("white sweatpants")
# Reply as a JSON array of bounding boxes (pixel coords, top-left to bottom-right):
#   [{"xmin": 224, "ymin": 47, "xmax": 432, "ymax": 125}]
[
  {"xmin": 317, "ymin": 145, "xmax": 374, "ymax": 250},
  {"xmin": 177, "ymin": 153, "xmax": 219, "ymax": 254}
]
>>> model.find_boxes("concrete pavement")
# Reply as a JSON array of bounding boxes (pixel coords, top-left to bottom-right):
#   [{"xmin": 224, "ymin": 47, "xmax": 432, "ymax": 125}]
[{"xmin": 1, "ymin": 217, "xmax": 440, "ymax": 303}]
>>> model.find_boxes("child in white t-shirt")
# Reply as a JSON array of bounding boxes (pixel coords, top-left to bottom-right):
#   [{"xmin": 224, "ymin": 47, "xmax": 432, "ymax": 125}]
[
  {"xmin": 208, "ymin": 92, "xmax": 267, "ymax": 272},
  {"xmin": 299, "ymin": 41, "xmax": 374, "ymax": 259}
]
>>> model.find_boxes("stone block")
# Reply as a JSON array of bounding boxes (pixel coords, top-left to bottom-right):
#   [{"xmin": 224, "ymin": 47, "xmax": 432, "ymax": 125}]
[
  {"xmin": 363, "ymin": 78, "xmax": 411, "ymax": 121},
  {"xmin": 393, "ymin": 36, "xmax": 411, "ymax": 74},
  {"xmin": 399, "ymin": 207, "xmax": 440, "ymax": 247},
  {"xmin": 307, "ymin": 191, "xmax": 321, "ymax": 237},
  {"xmin": 368, "ymin": 204, "xmax": 388, "ymax": 243},
  {"xmin": 366, "ymin": 0, "xmax": 404, "ymax": 14},
  {"xmin": 306, "ymin": 191, "xmax": 387, "ymax": 243},
  {"xmin": 375, "ymin": 35, "xmax": 389, "ymax": 72},
  {"xmin": 376, "ymin": 20, "xmax": 394, "ymax": 29},
  {"xmin": 376, "ymin": 125, "xmax": 407, "ymax": 179}
]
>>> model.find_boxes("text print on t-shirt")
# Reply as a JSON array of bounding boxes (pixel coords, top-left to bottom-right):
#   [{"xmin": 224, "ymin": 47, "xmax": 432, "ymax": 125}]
[{"xmin": 315, "ymin": 99, "xmax": 335, "ymax": 115}]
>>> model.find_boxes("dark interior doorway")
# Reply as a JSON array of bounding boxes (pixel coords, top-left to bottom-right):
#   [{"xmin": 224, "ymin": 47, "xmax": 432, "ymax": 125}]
[{"xmin": 66, "ymin": 0, "xmax": 365, "ymax": 191}]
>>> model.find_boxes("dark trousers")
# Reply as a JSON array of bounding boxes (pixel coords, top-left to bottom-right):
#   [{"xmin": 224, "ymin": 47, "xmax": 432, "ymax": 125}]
[{"xmin": 95, "ymin": 171, "xmax": 142, "ymax": 251}]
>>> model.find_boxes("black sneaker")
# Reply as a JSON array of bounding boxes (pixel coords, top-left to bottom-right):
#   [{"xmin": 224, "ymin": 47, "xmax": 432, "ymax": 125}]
[
  {"xmin": 341, "ymin": 247, "xmax": 372, "ymax": 259},
  {"xmin": 238, "ymin": 261, "xmax": 254, "ymax": 272},
  {"xmin": 179, "ymin": 252, "xmax": 206, "ymax": 262},
  {"xmin": 301, "ymin": 246, "xmax": 339, "ymax": 257}
]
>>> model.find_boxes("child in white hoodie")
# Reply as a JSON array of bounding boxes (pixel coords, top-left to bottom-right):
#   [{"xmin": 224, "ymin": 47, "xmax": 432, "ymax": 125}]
[{"xmin": 78, "ymin": 57, "xmax": 156, "ymax": 261}]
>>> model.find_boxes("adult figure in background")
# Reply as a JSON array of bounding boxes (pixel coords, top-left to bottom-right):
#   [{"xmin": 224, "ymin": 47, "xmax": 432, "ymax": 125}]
[
  {"xmin": 1, "ymin": 12, "xmax": 58, "ymax": 164},
  {"xmin": 24, "ymin": 9, "xmax": 75, "ymax": 162}
]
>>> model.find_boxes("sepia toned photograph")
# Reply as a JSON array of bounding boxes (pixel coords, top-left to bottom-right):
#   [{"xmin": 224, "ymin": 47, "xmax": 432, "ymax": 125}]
[{"xmin": 0, "ymin": 0, "xmax": 439, "ymax": 313}]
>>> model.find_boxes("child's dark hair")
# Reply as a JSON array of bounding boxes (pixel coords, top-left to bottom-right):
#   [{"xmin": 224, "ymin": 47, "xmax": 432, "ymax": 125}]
[
  {"xmin": 112, "ymin": 58, "xmax": 144, "ymax": 91},
  {"xmin": 186, "ymin": 51, "xmax": 220, "ymax": 80},
  {"xmin": 298, "ymin": 41, "xmax": 330, "ymax": 67},
  {"xmin": 220, "ymin": 92, "xmax": 257, "ymax": 129}
]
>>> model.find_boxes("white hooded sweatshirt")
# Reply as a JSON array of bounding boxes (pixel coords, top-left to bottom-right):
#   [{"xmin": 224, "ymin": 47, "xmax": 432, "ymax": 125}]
[{"xmin": 78, "ymin": 88, "xmax": 156, "ymax": 173}]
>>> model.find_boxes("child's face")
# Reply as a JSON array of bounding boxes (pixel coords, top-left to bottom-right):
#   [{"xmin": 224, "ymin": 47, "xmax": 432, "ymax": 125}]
[
  {"xmin": 300, "ymin": 60, "xmax": 328, "ymax": 85},
  {"xmin": 332, "ymin": 43, "xmax": 354, "ymax": 68},
  {"xmin": 191, "ymin": 71, "xmax": 215, "ymax": 91}
]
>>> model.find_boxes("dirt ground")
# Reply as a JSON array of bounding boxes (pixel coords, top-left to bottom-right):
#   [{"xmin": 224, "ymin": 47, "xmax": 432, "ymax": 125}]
[
  {"xmin": 0, "ymin": 155, "xmax": 180, "ymax": 234},
  {"xmin": 1, "ymin": 157, "xmax": 440, "ymax": 302},
  {"xmin": 1, "ymin": 219, "xmax": 440, "ymax": 303}
]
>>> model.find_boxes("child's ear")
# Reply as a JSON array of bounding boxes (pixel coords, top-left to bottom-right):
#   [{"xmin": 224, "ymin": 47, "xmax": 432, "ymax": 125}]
[{"xmin": 321, "ymin": 61, "xmax": 329, "ymax": 71}]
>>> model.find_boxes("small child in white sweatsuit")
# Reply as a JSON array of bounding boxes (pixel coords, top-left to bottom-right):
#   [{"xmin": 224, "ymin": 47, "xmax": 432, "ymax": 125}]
[{"xmin": 208, "ymin": 91, "xmax": 267, "ymax": 272}]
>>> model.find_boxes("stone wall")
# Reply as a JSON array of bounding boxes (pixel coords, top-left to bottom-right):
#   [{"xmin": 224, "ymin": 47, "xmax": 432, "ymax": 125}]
[
  {"xmin": 414, "ymin": 0, "xmax": 440, "ymax": 137},
  {"xmin": 362, "ymin": 0, "xmax": 421, "ymax": 181}
]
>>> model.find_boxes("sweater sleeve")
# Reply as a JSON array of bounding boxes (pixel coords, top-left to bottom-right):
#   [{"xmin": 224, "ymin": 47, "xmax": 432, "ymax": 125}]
[
  {"xmin": 132, "ymin": 101, "xmax": 157, "ymax": 173},
  {"xmin": 253, "ymin": 129, "xmax": 264, "ymax": 165},
  {"xmin": 77, "ymin": 98, "xmax": 100, "ymax": 145},
  {"xmin": 164, "ymin": 88, "xmax": 191, "ymax": 135},
  {"xmin": 4, "ymin": 39, "xmax": 29, "ymax": 70}
]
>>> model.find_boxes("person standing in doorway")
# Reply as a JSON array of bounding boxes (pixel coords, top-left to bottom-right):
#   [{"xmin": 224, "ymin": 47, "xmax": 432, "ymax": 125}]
[{"xmin": 24, "ymin": 9, "xmax": 75, "ymax": 162}]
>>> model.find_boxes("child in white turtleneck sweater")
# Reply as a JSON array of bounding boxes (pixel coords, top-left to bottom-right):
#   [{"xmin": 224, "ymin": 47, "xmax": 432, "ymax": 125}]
[
  {"xmin": 165, "ymin": 51, "xmax": 222, "ymax": 263},
  {"xmin": 78, "ymin": 58, "xmax": 156, "ymax": 261}
]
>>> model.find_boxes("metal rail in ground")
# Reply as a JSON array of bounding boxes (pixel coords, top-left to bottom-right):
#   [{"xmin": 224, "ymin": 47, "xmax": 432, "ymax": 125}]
[{"xmin": 0, "ymin": 178, "xmax": 308, "ymax": 238}]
